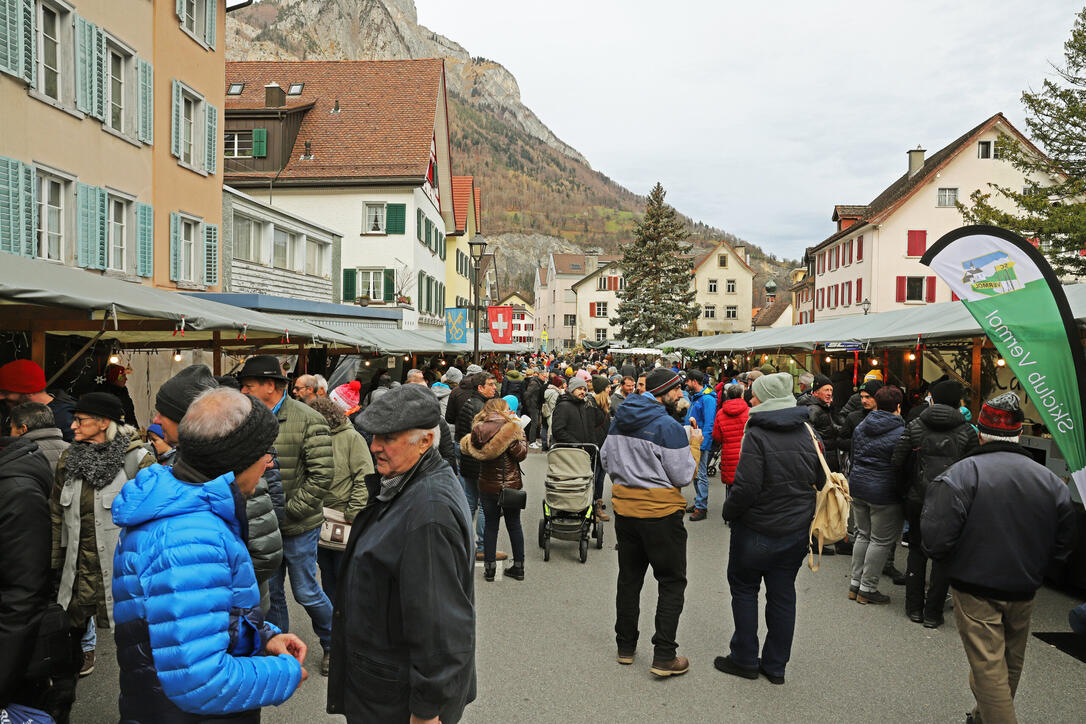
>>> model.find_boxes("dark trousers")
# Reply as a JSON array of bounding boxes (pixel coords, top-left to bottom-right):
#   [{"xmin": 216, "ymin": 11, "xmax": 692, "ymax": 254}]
[
  {"xmin": 480, "ymin": 493, "xmax": 525, "ymax": 564},
  {"xmin": 593, "ymin": 463, "xmax": 605, "ymax": 502},
  {"xmin": 614, "ymin": 511, "xmax": 687, "ymax": 661},
  {"xmin": 316, "ymin": 546, "xmax": 344, "ymax": 603},
  {"xmin": 905, "ymin": 502, "xmax": 950, "ymax": 618},
  {"xmin": 526, "ymin": 404, "xmax": 541, "ymax": 443},
  {"xmin": 727, "ymin": 523, "xmax": 808, "ymax": 677}
]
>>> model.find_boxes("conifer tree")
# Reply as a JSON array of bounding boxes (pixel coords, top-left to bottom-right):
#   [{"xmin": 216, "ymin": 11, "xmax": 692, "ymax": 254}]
[
  {"xmin": 612, "ymin": 183, "xmax": 700, "ymax": 345},
  {"xmin": 959, "ymin": 8, "xmax": 1086, "ymax": 277}
]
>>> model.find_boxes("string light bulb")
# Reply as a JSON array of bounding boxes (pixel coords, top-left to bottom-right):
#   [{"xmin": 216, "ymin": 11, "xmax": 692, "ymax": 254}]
[
  {"xmin": 870, "ymin": 359, "xmax": 879, "ymax": 366},
  {"xmin": 996, "ymin": 357, "xmax": 1006, "ymax": 367},
  {"xmin": 364, "ymin": 360, "xmax": 371, "ymax": 366},
  {"xmin": 109, "ymin": 353, "xmax": 120, "ymax": 365},
  {"xmin": 172, "ymin": 351, "xmax": 183, "ymax": 362},
  {"xmin": 908, "ymin": 353, "xmax": 916, "ymax": 361},
  {"xmin": 824, "ymin": 356, "xmax": 831, "ymax": 363}
]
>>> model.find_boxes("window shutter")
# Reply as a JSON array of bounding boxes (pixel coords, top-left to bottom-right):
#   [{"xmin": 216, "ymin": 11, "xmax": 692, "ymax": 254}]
[
  {"xmin": 925, "ymin": 275, "xmax": 936, "ymax": 303},
  {"xmin": 203, "ymin": 223, "xmax": 218, "ymax": 285},
  {"xmin": 75, "ymin": 16, "xmax": 94, "ymax": 114},
  {"xmin": 1, "ymin": 0, "xmax": 35, "ymax": 83},
  {"xmin": 424, "ymin": 218, "xmax": 432, "ymax": 248},
  {"xmin": 171, "ymin": 80, "xmax": 182, "ymax": 157},
  {"xmin": 951, "ymin": 291, "xmax": 960, "ymax": 302},
  {"xmin": 95, "ymin": 187, "xmax": 108, "ymax": 269},
  {"xmin": 0, "ymin": 157, "xmax": 33, "ymax": 257},
  {"xmin": 417, "ymin": 271, "xmax": 425, "ymax": 310},
  {"xmin": 176, "ymin": 0, "xmax": 185, "ymax": 20},
  {"xmin": 93, "ymin": 26, "xmax": 106, "ymax": 120},
  {"xmin": 856, "ymin": 277, "xmax": 862, "ymax": 304},
  {"xmin": 848, "ymin": 241, "xmax": 853, "ymax": 265},
  {"xmin": 136, "ymin": 202, "xmax": 153, "ymax": 276},
  {"xmin": 251, "ymin": 128, "xmax": 267, "ymax": 158},
  {"xmin": 204, "ymin": 0, "xmax": 216, "ymax": 49},
  {"xmin": 857, "ymin": 235, "xmax": 863, "ymax": 261},
  {"xmin": 19, "ymin": 160, "xmax": 34, "ymax": 256},
  {"xmin": 907, "ymin": 230, "xmax": 927, "ymax": 256},
  {"xmin": 76, "ymin": 183, "xmax": 94, "ymax": 267},
  {"xmin": 169, "ymin": 212, "xmax": 181, "ymax": 281},
  {"xmin": 137, "ymin": 58, "xmax": 154, "ymax": 144},
  {"xmin": 589, "ymin": 302, "xmax": 596, "ymax": 317},
  {"xmin": 385, "ymin": 203, "xmax": 405, "ymax": 234},
  {"xmin": 895, "ymin": 276, "xmax": 906, "ymax": 303},
  {"xmin": 342, "ymin": 268, "xmax": 356, "ymax": 302},
  {"xmin": 383, "ymin": 268, "xmax": 395, "ymax": 302},
  {"xmin": 416, "ymin": 209, "xmax": 423, "ymax": 241},
  {"xmin": 203, "ymin": 103, "xmax": 217, "ymax": 173}
]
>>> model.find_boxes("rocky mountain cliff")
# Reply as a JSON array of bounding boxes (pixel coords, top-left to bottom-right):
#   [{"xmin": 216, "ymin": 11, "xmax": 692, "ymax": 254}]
[{"xmin": 226, "ymin": 0, "xmax": 795, "ymax": 298}]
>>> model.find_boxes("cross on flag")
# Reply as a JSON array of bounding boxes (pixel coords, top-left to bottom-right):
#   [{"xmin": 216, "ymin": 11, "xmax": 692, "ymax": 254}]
[{"xmin": 488, "ymin": 306, "xmax": 514, "ymax": 344}]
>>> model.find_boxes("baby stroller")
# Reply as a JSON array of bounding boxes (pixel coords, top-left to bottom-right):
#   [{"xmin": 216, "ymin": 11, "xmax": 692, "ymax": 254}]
[
  {"xmin": 538, "ymin": 443, "xmax": 604, "ymax": 563},
  {"xmin": 705, "ymin": 444, "xmax": 721, "ymax": 478}
]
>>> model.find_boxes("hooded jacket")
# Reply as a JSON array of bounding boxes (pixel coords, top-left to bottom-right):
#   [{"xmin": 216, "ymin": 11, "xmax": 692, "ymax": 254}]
[
  {"xmin": 890, "ymin": 404, "xmax": 979, "ymax": 505},
  {"xmin": 325, "ymin": 421, "xmax": 373, "ymax": 523},
  {"xmin": 799, "ymin": 395, "xmax": 843, "ymax": 471},
  {"xmin": 21, "ymin": 426, "xmax": 69, "ymax": 471},
  {"xmin": 499, "ymin": 369, "xmax": 526, "ymax": 404},
  {"xmin": 431, "ymin": 382, "xmax": 452, "ymax": 418},
  {"xmin": 849, "ymin": 410, "xmax": 905, "ymax": 505},
  {"xmin": 273, "ymin": 395, "xmax": 333, "ymax": 537},
  {"xmin": 0, "ymin": 436, "xmax": 52, "ymax": 707},
  {"xmin": 712, "ymin": 397, "xmax": 749, "ymax": 485},
  {"xmin": 600, "ymin": 393, "xmax": 694, "ymax": 519},
  {"xmin": 445, "ymin": 376, "xmax": 476, "ymax": 426},
  {"xmin": 688, "ymin": 386, "xmax": 716, "ymax": 450},
  {"xmin": 550, "ymin": 392, "xmax": 596, "ymax": 446},
  {"xmin": 723, "ymin": 406, "xmax": 824, "ymax": 535},
  {"xmin": 523, "ymin": 375, "xmax": 546, "ymax": 411},
  {"xmin": 921, "ymin": 442, "xmax": 1076, "ymax": 601},
  {"xmin": 461, "ymin": 412, "xmax": 527, "ymax": 495},
  {"xmin": 112, "ymin": 464, "xmax": 302, "ymax": 721}
]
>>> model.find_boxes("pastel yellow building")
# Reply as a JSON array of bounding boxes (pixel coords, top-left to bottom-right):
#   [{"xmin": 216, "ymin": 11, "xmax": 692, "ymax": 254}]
[{"xmin": 446, "ymin": 175, "xmax": 481, "ymax": 311}]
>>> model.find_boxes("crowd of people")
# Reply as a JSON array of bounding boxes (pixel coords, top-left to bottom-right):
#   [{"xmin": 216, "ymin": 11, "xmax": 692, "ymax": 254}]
[{"xmin": 0, "ymin": 348, "xmax": 1080, "ymax": 724}]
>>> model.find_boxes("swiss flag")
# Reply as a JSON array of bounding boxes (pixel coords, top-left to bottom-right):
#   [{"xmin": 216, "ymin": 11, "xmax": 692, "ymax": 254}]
[{"xmin": 488, "ymin": 306, "xmax": 514, "ymax": 344}]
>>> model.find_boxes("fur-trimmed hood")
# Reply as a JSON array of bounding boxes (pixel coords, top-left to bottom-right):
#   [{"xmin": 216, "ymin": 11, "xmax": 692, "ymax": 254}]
[{"xmin": 461, "ymin": 413, "xmax": 524, "ymax": 461}]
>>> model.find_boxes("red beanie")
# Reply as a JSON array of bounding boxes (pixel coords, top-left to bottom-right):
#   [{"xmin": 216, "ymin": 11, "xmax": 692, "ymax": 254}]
[{"xmin": 0, "ymin": 359, "xmax": 47, "ymax": 394}]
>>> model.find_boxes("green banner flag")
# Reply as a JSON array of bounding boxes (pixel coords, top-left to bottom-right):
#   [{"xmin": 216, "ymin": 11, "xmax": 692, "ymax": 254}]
[{"xmin": 922, "ymin": 226, "xmax": 1086, "ymax": 502}]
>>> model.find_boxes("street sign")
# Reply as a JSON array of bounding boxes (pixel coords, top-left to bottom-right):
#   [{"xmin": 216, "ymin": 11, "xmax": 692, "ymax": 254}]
[
  {"xmin": 541, "ymin": 330, "xmax": 548, "ymax": 340},
  {"xmin": 823, "ymin": 342, "xmax": 864, "ymax": 351}
]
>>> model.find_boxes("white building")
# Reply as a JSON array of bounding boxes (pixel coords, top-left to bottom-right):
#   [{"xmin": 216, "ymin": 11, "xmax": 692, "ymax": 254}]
[
  {"xmin": 691, "ymin": 240, "xmax": 756, "ymax": 335},
  {"xmin": 534, "ymin": 249, "xmax": 618, "ymax": 350},
  {"xmin": 571, "ymin": 260, "xmax": 624, "ymax": 344}
]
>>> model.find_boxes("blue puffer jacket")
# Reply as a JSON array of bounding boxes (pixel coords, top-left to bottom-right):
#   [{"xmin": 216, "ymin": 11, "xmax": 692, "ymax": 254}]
[
  {"xmin": 112, "ymin": 464, "xmax": 301, "ymax": 722},
  {"xmin": 688, "ymin": 386, "xmax": 716, "ymax": 450},
  {"xmin": 849, "ymin": 410, "xmax": 905, "ymax": 505}
]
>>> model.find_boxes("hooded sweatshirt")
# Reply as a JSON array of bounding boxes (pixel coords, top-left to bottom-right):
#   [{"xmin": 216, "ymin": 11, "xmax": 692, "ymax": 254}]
[{"xmin": 431, "ymin": 382, "xmax": 452, "ymax": 417}]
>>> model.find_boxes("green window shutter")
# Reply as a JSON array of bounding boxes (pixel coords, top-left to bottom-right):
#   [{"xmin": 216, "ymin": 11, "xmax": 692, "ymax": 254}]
[
  {"xmin": 0, "ymin": 156, "xmax": 33, "ymax": 257},
  {"xmin": 175, "ymin": 0, "xmax": 185, "ymax": 20},
  {"xmin": 204, "ymin": 0, "xmax": 216, "ymax": 49},
  {"xmin": 439, "ymin": 232, "xmax": 446, "ymax": 260},
  {"xmin": 385, "ymin": 203, "xmax": 405, "ymax": 234},
  {"xmin": 75, "ymin": 183, "xmax": 95, "ymax": 267},
  {"xmin": 170, "ymin": 80, "xmax": 182, "ymax": 158},
  {"xmin": 417, "ymin": 271, "xmax": 424, "ymax": 310},
  {"xmin": 137, "ymin": 59, "xmax": 153, "ymax": 144},
  {"xmin": 136, "ymin": 202, "xmax": 153, "ymax": 276},
  {"xmin": 20, "ymin": 0, "xmax": 33, "ymax": 84},
  {"xmin": 416, "ymin": 209, "xmax": 423, "ymax": 241},
  {"xmin": 0, "ymin": 1, "xmax": 18, "ymax": 78},
  {"xmin": 169, "ymin": 212, "xmax": 180, "ymax": 281},
  {"xmin": 203, "ymin": 223, "xmax": 218, "ymax": 285},
  {"xmin": 75, "ymin": 16, "xmax": 94, "ymax": 114},
  {"xmin": 342, "ymin": 268, "xmax": 356, "ymax": 303},
  {"xmin": 204, "ymin": 103, "xmax": 217, "ymax": 173},
  {"xmin": 382, "ymin": 268, "xmax": 395, "ymax": 302},
  {"xmin": 18, "ymin": 161, "xmax": 34, "ymax": 256},
  {"xmin": 425, "ymin": 218, "xmax": 432, "ymax": 249},
  {"xmin": 93, "ymin": 26, "xmax": 105, "ymax": 120},
  {"xmin": 251, "ymin": 128, "xmax": 267, "ymax": 158},
  {"xmin": 95, "ymin": 187, "xmax": 108, "ymax": 269}
]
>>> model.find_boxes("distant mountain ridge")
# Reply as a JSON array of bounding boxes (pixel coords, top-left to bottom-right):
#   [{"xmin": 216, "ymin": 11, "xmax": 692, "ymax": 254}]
[{"xmin": 226, "ymin": 0, "xmax": 795, "ymax": 297}]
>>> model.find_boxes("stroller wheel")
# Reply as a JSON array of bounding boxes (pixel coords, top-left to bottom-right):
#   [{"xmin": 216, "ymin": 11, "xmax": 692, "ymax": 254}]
[
  {"xmin": 537, "ymin": 519, "xmax": 547, "ymax": 549},
  {"xmin": 543, "ymin": 537, "xmax": 550, "ymax": 562},
  {"xmin": 579, "ymin": 537, "xmax": 588, "ymax": 563},
  {"xmin": 596, "ymin": 525, "xmax": 604, "ymax": 550},
  {"xmin": 708, "ymin": 465, "xmax": 717, "ymax": 476}
]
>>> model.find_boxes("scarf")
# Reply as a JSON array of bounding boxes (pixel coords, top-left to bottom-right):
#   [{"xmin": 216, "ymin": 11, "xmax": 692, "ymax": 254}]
[{"xmin": 65, "ymin": 433, "xmax": 131, "ymax": 490}]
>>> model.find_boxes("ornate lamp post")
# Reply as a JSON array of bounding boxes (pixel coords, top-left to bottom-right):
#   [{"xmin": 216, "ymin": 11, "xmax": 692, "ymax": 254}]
[
  {"xmin": 469, "ymin": 238, "xmax": 488, "ymax": 365},
  {"xmin": 860, "ymin": 297, "xmax": 872, "ymax": 316}
]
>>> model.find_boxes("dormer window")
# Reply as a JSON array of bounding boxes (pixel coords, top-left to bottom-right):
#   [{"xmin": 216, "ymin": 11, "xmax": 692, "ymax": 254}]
[
  {"xmin": 227, "ymin": 82, "xmax": 244, "ymax": 95},
  {"xmin": 288, "ymin": 83, "xmax": 304, "ymax": 95}
]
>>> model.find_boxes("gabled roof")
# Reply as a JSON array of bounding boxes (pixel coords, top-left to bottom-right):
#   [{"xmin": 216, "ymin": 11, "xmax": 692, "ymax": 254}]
[
  {"xmin": 832, "ymin": 205, "xmax": 867, "ymax": 221},
  {"xmin": 537, "ymin": 266, "xmax": 548, "ymax": 287},
  {"xmin": 497, "ymin": 292, "xmax": 532, "ymax": 309},
  {"xmin": 473, "ymin": 187, "xmax": 482, "ymax": 233},
  {"xmin": 224, "ymin": 59, "xmax": 445, "ymax": 182},
  {"xmin": 451, "ymin": 176, "xmax": 474, "ymax": 234},
  {"xmin": 693, "ymin": 239, "xmax": 755, "ymax": 275},
  {"xmin": 552, "ymin": 253, "xmax": 619, "ymax": 275},
  {"xmin": 571, "ymin": 260, "xmax": 623, "ymax": 290},
  {"xmin": 753, "ymin": 296, "xmax": 792, "ymax": 327}
]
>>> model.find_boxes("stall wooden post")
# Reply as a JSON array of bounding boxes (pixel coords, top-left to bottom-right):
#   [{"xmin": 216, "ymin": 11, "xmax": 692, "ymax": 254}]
[
  {"xmin": 970, "ymin": 336, "xmax": 984, "ymax": 416},
  {"xmin": 31, "ymin": 329, "xmax": 46, "ymax": 368},
  {"xmin": 212, "ymin": 332, "xmax": 222, "ymax": 376},
  {"xmin": 297, "ymin": 344, "xmax": 308, "ymax": 374}
]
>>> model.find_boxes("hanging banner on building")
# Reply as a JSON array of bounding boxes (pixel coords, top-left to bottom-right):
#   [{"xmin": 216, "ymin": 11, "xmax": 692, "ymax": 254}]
[
  {"xmin": 488, "ymin": 305, "xmax": 514, "ymax": 345},
  {"xmin": 922, "ymin": 225, "xmax": 1086, "ymax": 502},
  {"xmin": 445, "ymin": 307, "xmax": 467, "ymax": 344}
]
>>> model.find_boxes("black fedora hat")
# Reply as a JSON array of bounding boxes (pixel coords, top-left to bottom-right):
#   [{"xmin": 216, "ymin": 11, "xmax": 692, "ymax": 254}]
[{"xmin": 237, "ymin": 355, "xmax": 288, "ymax": 382}]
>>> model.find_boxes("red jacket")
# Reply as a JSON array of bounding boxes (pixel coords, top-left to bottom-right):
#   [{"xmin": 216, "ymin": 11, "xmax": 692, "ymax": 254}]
[{"xmin": 713, "ymin": 397, "xmax": 750, "ymax": 485}]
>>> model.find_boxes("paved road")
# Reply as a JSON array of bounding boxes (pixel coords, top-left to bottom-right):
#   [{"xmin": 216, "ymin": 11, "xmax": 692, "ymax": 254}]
[{"xmin": 74, "ymin": 450, "xmax": 1084, "ymax": 722}]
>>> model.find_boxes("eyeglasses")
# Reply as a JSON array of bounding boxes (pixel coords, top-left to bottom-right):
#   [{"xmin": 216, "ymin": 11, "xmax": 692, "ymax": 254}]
[{"xmin": 72, "ymin": 416, "xmax": 97, "ymax": 425}]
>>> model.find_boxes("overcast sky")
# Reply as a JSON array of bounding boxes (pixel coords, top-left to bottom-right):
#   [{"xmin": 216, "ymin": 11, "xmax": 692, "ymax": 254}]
[{"xmin": 413, "ymin": 0, "xmax": 1079, "ymax": 261}]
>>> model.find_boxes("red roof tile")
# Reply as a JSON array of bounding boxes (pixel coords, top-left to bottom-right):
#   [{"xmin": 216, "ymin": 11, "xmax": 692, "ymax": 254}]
[
  {"xmin": 224, "ymin": 59, "xmax": 445, "ymax": 181},
  {"xmin": 473, "ymin": 187, "xmax": 482, "ymax": 233},
  {"xmin": 537, "ymin": 267, "xmax": 548, "ymax": 286},
  {"xmin": 451, "ymin": 176, "xmax": 473, "ymax": 234}
]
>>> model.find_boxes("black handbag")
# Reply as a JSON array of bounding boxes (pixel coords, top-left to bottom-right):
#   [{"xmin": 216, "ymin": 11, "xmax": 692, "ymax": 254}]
[
  {"xmin": 26, "ymin": 603, "xmax": 76, "ymax": 679},
  {"xmin": 497, "ymin": 485, "xmax": 527, "ymax": 510}
]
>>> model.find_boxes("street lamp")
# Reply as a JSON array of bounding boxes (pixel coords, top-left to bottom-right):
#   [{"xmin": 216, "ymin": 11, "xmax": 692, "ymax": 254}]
[
  {"xmin": 469, "ymin": 238, "xmax": 487, "ymax": 365},
  {"xmin": 860, "ymin": 298, "xmax": 872, "ymax": 315}
]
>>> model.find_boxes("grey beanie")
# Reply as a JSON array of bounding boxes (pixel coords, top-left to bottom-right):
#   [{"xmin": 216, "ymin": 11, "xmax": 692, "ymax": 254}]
[
  {"xmin": 444, "ymin": 366, "xmax": 464, "ymax": 384},
  {"xmin": 466, "ymin": 364, "xmax": 484, "ymax": 375},
  {"xmin": 751, "ymin": 373, "xmax": 796, "ymax": 414},
  {"xmin": 567, "ymin": 377, "xmax": 588, "ymax": 393}
]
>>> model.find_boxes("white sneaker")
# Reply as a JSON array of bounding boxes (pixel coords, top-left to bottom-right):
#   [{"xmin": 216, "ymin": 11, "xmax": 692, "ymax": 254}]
[{"xmin": 529, "ymin": 441, "xmax": 542, "ymax": 449}]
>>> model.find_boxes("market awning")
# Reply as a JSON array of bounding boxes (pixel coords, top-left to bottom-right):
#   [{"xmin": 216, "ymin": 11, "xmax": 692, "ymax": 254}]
[{"xmin": 661, "ymin": 282, "xmax": 1086, "ymax": 353}]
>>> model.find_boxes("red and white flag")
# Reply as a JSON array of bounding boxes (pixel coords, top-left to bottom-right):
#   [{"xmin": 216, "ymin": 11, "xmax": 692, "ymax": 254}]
[{"xmin": 487, "ymin": 306, "xmax": 514, "ymax": 344}]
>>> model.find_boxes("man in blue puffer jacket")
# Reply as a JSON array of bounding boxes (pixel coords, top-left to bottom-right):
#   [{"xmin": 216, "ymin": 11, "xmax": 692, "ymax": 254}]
[
  {"xmin": 112, "ymin": 387, "xmax": 306, "ymax": 723},
  {"xmin": 684, "ymin": 370, "xmax": 716, "ymax": 522}
]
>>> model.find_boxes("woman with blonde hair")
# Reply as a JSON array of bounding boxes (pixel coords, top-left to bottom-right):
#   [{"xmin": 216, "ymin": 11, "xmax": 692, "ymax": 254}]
[{"xmin": 461, "ymin": 397, "xmax": 527, "ymax": 581}]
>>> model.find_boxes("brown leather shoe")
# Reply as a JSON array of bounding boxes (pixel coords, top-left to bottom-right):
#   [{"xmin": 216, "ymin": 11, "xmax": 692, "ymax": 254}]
[
  {"xmin": 495, "ymin": 551, "xmax": 508, "ymax": 561},
  {"xmin": 79, "ymin": 650, "xmax": 96, "ymax": 677},
  {"xmin": 617, "ymin": 649, "xmax": 635, "ymax": 665},
  {"xmin": 650, "ymin": 655, "xmax": 690, "ymax": 677},
  {"xmin": 595, "ymin": 501, "xmax": 610, "ymax": 522}
]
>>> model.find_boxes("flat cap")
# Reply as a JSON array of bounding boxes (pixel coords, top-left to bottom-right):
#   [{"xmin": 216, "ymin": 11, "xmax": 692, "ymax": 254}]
[{"xmin": 358, "ymin": 383, "xmax": 441, "ymax": 435}]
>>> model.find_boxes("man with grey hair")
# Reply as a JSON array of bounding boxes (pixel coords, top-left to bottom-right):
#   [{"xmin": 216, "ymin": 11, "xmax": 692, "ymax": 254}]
[
  {"xmin": 328, "ymin": 384, "xmax": 476, "ymax": 724},
  {"xmin": 406, "ymin": 372, "xmax": 458, "ymax": 474},
  {"xmin": 8, "ymin": 401, "xmax": 68, "ymax": 471},
  {"xmin": 292, "ymin": 375, "xmax": 320, "ymax": 404},
  {"xmin": 795, "ymin": 372, "xmax": 814, "ymax": 399},
  {"xmin": 314, "ymin": 374, "xmax": 329, "ymax": 397},
  {"xmin": 405, "ymin": 368, "xmax": 426, "ymax": 385}
]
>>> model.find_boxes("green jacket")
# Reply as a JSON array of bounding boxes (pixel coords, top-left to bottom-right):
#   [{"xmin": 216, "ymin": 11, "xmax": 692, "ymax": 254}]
[
  {"xmin": 326, "ymin": 421, "xmax": 373, "ymax": 523},
  {"xmin": 275, "ymin": 395, "xmax": 334, "ymax": 537}
]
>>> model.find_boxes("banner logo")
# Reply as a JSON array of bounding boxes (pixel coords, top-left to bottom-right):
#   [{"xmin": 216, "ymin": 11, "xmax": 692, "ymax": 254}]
[
  {"xmin": 445, "ymin": 308, "xmax": 467, "ymax": 344},
  {"xmin": 961, "ymin": 251, "xmax": 1021, "ymax": 296}
]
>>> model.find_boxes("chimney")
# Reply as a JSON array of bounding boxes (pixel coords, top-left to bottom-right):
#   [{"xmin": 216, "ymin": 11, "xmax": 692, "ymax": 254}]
[
  {"xmin": 733, "ymin": 245, "xmax": 746, "ymax": 263},
  {"xmin": 264, "ymin": 82, "xmax": 285, "ymax": 108},
  {"xmin": 908, "ymin": 145, "xmax": 926, "ymax": 177},
  {"xmin": 585, "ymin": 246, "xmax": 602, "ymax": 272}
]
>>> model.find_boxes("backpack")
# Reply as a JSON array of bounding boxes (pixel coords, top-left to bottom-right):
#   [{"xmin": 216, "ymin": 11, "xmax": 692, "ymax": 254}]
[{"xmin": 804, "ymin": 424, "xmax": 851, "ymax": 571}]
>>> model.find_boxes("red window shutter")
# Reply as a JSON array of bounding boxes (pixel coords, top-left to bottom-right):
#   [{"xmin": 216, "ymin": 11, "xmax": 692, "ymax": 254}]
[
  {"xmin": 847, "ymin": 281, "xmax": 852, "ymax": 305},
  {"xmin": 857, "ymin": 236, "xmax": 864, "ymax": 260},
  {"xmin": 925, "ymin": 276, "xmax": 936, "ymax": 303},
  {"xmin": 856, "ymin": 277, "xmax": 862, "ymax": 303},
  {"xmin": 951, "ymin": 291, "xmax": 960, "ymax": 302},
  {"xmin": 848, "ymin": 241, "xmax": 853, "ymax": 265},
  {"xmin": 1027, "ymin": 237, "xmax": 1039, "ymax": 248},
  {"xmin": 589, "ymin": 302, "xmax": 596, "ymax": 317},
  {"xmin": 907, "ymin": 230, "xmax": 927, "ymax": 256},
  {"xmin": 896, "ymin": 276, "xmax": 907, "ymax": 302}
]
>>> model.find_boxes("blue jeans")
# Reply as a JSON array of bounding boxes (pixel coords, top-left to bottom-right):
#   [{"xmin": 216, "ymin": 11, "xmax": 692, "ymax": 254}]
[
  {"xmin": 459, "ymin": 471, "xmax": 485, "ymax": 552},
  {"xmin": 479, "ymin": 493, "xmax": 525, "ymax": 564},
  {"xmin": 693, "ymin": 450, "xmax": 711, "ymax": 511},
  {"xmin": 727, "ymin": 523, "xmax": 808, "ymax": 677},
  {"xmin": 267, "ymin": 526, "xmax": 334, "ymax": 652},
  {"xmin": 81, "ymin": 617, "xmax": 96, "ymax": 653}
]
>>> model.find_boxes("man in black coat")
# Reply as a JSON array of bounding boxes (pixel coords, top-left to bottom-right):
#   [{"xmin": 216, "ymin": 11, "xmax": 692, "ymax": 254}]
[
  {"xmin": 522, "ymin": 369, "xmax": 547, "ymax": 449},
  {"xmin": 445, "ymin": 366, "xmax": 482, "ymax": 426},
  {"xmin": 328, "ymin": 385, "xmax": 476, "ymax": 724},
  {"xmin": 798, "ymin": 374, "xmax": 843, "ymax": 471},
  {"xmin": 455, "ymin": 373, "xmax": 498, "ymax": 560},
  {"xmin": 550, "ymin": 377, "xmax": 596, "ymax": 446}
]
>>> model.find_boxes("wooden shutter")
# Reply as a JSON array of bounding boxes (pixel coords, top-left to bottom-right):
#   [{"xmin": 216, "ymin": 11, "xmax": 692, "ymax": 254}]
[
  {"xmin": 847, "ymin": 281, "xmax": 852, "ymax": 305},
  {"xmin": 439, "ymin": 232, "xmax": 446, "ymax": 260},
  {"xmin": 137, "ymin": 59, "xmax": 153, "ymax": 144},
  {"xmin": 1, "ymin": 0, "xmax": 35, "ymax": 83},
  {"xmin": 856, "ymin": 277, "xmax": 862, "ymax": 304},
  {"xmin": 382, "ymin": 268, "xmax": 395, "ymax": 302},
  {"xmin": 75, "ymin": 16, "xmax": 96, "ymax": 114},
  {"xmin": 417, "ymin": 270, "xmax": 425, "ymax": 309},
  {"xmin": 416, "ymin": 209, "xmax": 423, "ymax": 241},
  {"xmin": 76, "ymin": 183, "xmax": 107, "ymax": 269},
  {"xmin": 171, "ymin": 80, "xmax": 183, "ymax": 158},
  {"xmin": 203, "ymin": 223, "xmax": 218, "ymax": 285},
  {"xmin": 251, "ymin": 128, "xmax": 267, "ymax": 158},
  {"xmin": 907, "ymin": 230, "xmax": 927, "ymax": 256},
  {"xmin": 169, "ymin": 212, "xmax": 181, "ymax": 281},
  {"xmin": 95, "ymin": 187, "xmax": 108, "ymax": 269},
  {"xmin": 925, "ymin": 275, "xmax": 936, "ymax": 303},
  {"xmin": 342, "ymin": 268, "xmax": 356, "ymax": 302},
  {"xmin": 204, "ymin": 0, "xmax": 216, "ymax": 49},
  {"xmin": 175, "ymin": 0, "xmax": 185, "ymax": 20},
  {"xmin": 204, "ymin": 103, "xmax": 217, "ymax": 173},
  {"xmin": 857, "ymin": 235, "xmax": 863, "ymax": 261},
  {"xmin": 136, "ymin": 202, "xmax": 153, "ymax": 276},
  {"xmin": 0, "ymin": 156, "xmax": 34, "ymax": 257},
  {"xmin": 589, "ymin": 302, "xmax": 596, "ymax": 318},
  {"xmin": 93, "ymin": 26, "xmax": 106, "ymax": 120},
  {"xmin": 848, "ymin": 240, "xmax": 853, "ymax": 265},
  {"xmin": 385, "ymin": 203, "xmax": 406, "ymax": 234},
  {"xmin": 895, "ymin": 276, "xmax": 907, "ymax": 302}
]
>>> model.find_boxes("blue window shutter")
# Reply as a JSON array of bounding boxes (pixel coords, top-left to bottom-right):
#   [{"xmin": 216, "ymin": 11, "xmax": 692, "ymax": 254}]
[
  {"xmin": 93, "ymin": 26, "xmax": 106, "ymax": 120},
  {"xmin": 171, "ymin": 80, "xmax": 182, "ymax": 158},
  {"xmin": 75, "ymin": 16, "xmax": 93, "ymax": 113},
  {"xmin": 95, "ymin": 187, "xmax": 108, "ymax": 269},
  {"xmin": 204, "ymin": 0, "xmax": 216, "ymax": 49},
  {"xmin": 136, "ymin": 202, "xmax": 153, "ymax": 276},
  {"xmin": 19, "ymin": 0, "xmax": 32, "ymax": 84},
  {"xmin": 137, "ymin": 59, "xmax": 153, "ymax": 144},
  {"xmin": 204, "ymin": 103, "xmax": 217, "ymax": 173},
  {"xmin": 203, "ymin": 222, "xmax": 218, "ymax": 285},
  {"xmin": 169, "ymin": 212, "xmax": 180, "ymax": 281},
  {"xmin": 76, "ymin": 183, "xmax": 95, "ymax": 267}
]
